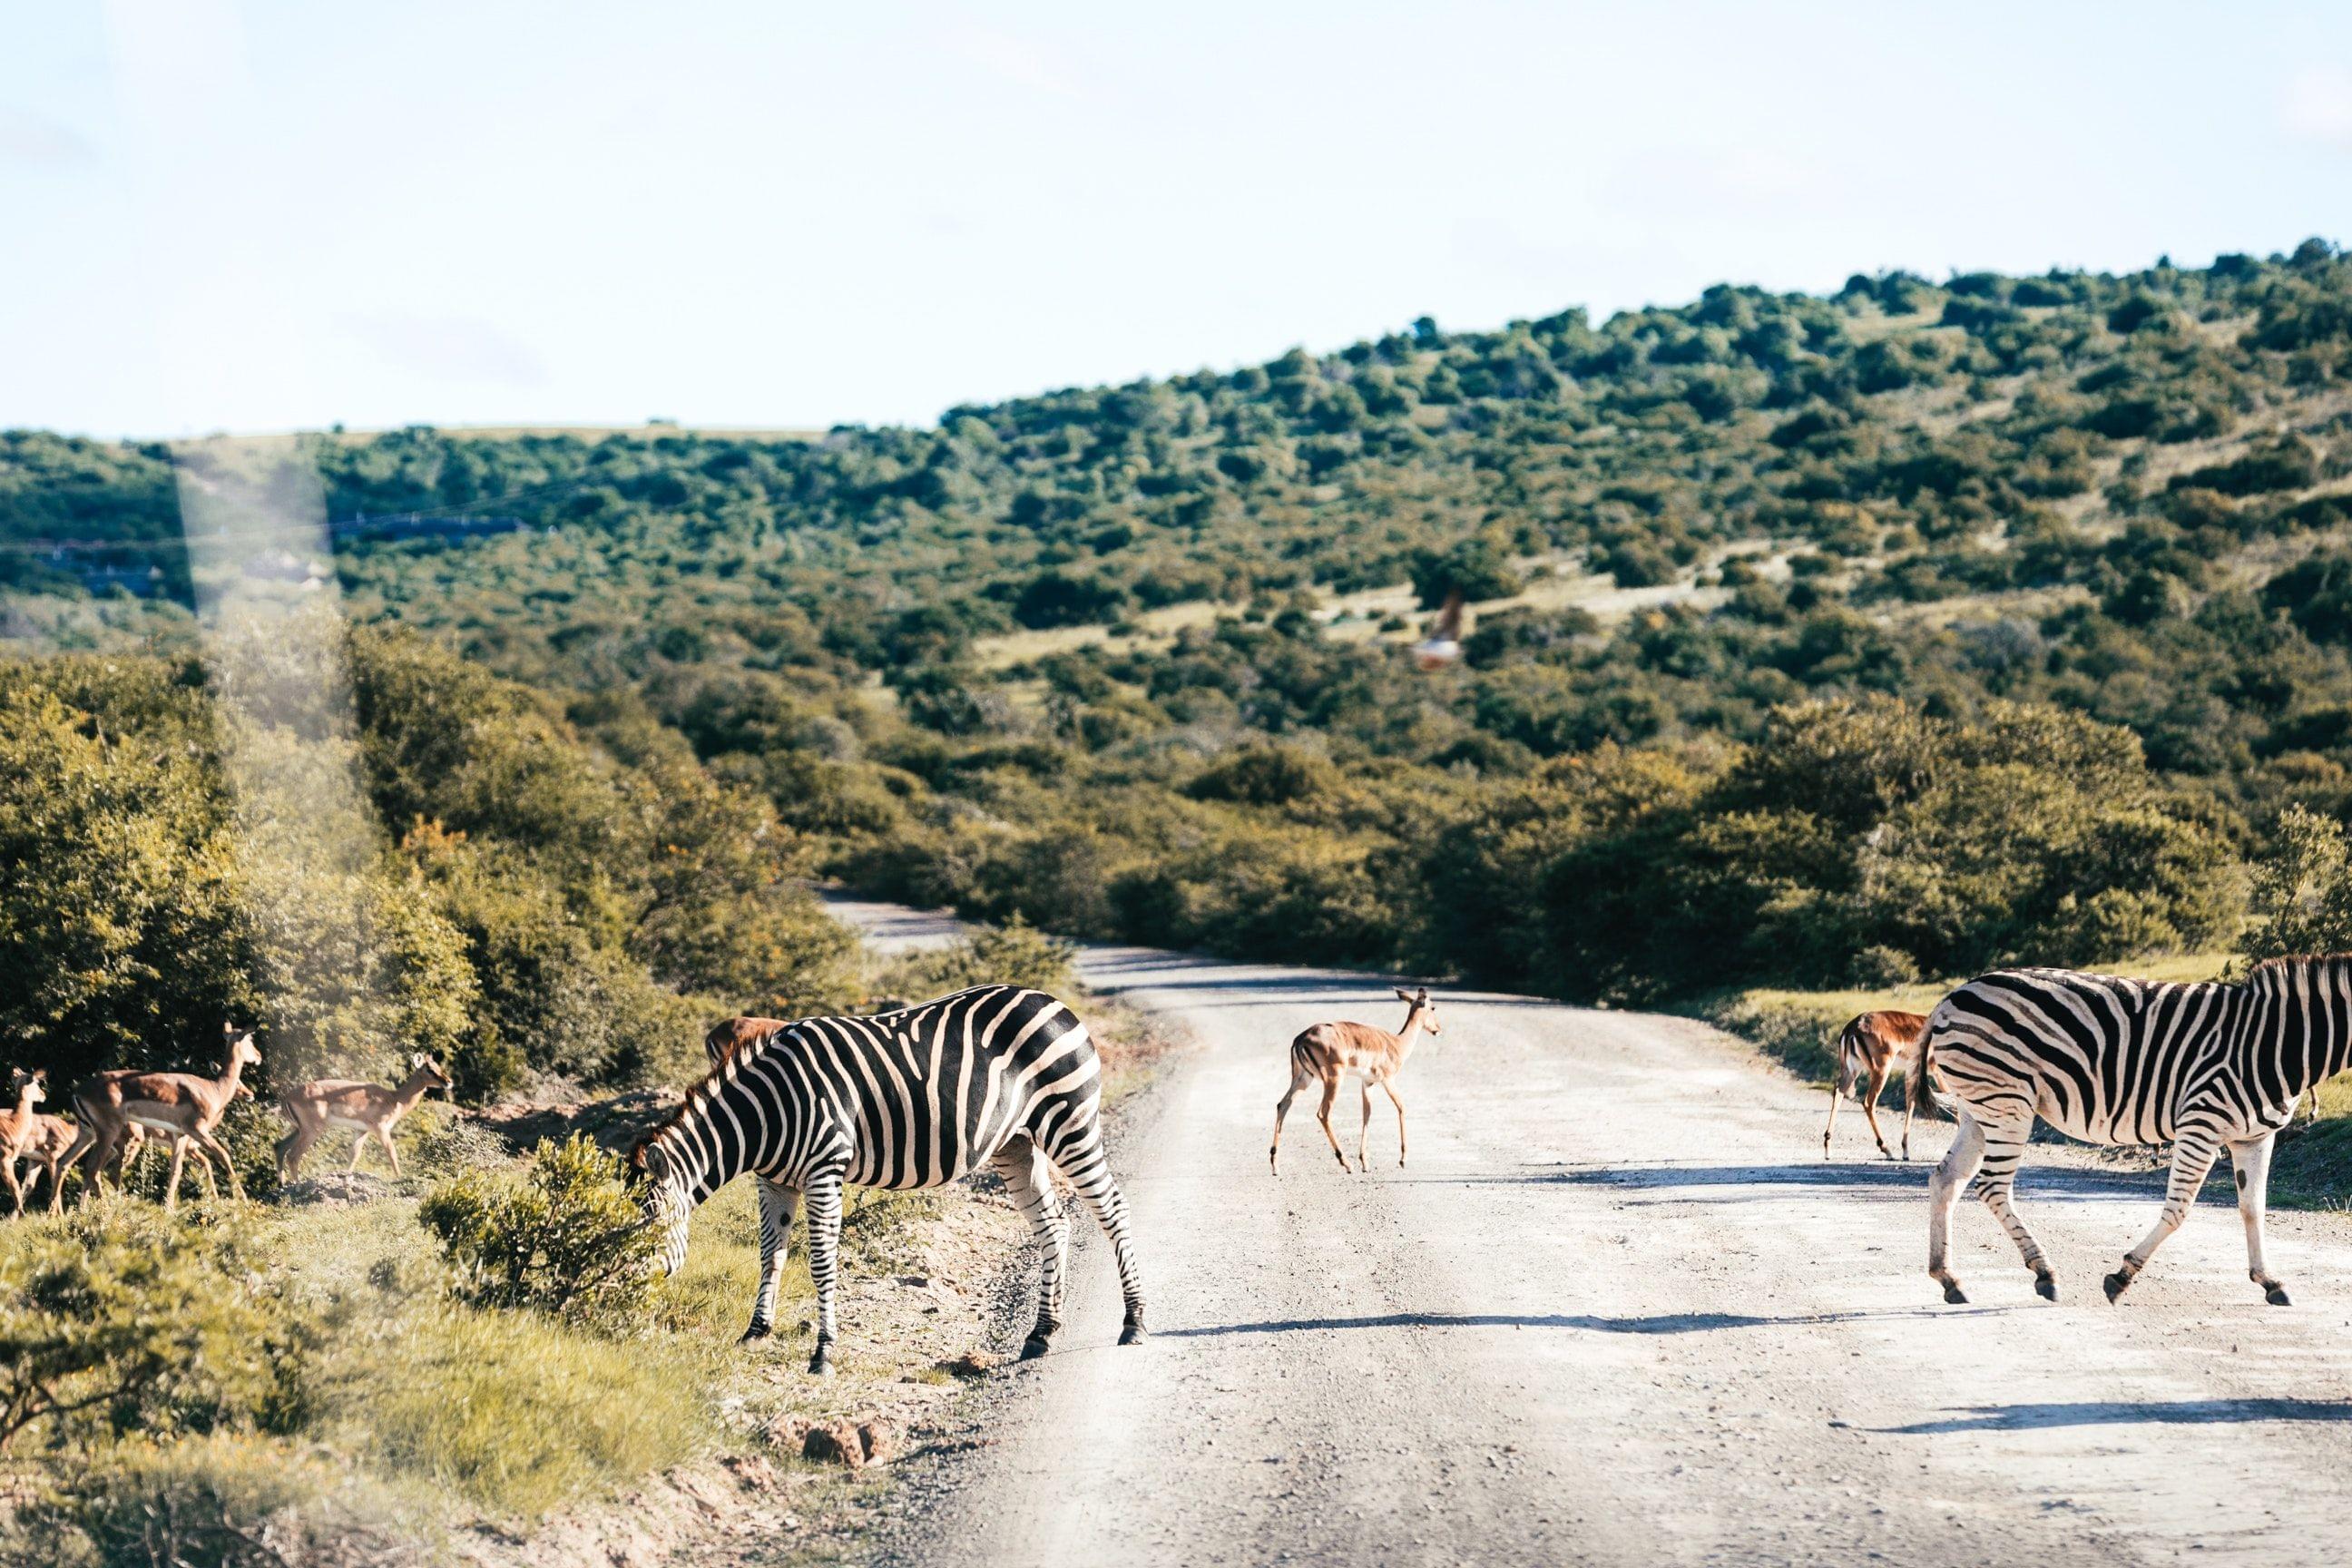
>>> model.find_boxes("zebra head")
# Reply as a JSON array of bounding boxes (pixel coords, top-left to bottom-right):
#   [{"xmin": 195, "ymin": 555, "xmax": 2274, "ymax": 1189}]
[{"xmin": 631, "ymin": 1137, "xmax": 696, "ymax": 1278}]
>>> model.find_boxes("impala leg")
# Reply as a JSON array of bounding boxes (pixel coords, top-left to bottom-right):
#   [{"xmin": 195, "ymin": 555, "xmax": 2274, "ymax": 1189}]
[
  {"xmin": 191, "ymin": 1140, "xmax": 220, "ymax": 1203},
  {"xmin": 802, "ymin": 1169, "xmax": 845, "ymax": 1375},
  {"xmin": 274, "ymin": 1122, "xmax": 305, "ymax": 1183},
  {"xmin": 348, "ymin": 1133, "xmax": 368, "ymax": 1173},
  {"xmin": 992, "ymin": 1137, "xmax": 1070, "ymax": 1358},
  {"xmin": 1356, "ymin": 1081, "xmax": 1374, "ymax": 1172},
  {"xmin": 2230, "ymin": 1132, "xmax": 2290, "ymax": 1306},
  {"xmin": 190, "ymin": 1127, "xmax": 241, "ymax": 1200},
  {"xmin": 1861, "ymin": 1062, "xmax": 1896, "ymax": 1161},
  {"xmin": 163, "ymin": 1137, "xmax": 190, "ymax": 1214},
  {"xmin": 2106, "ymin": 1126, "xmax": 2224, "ymax": 1302},
  {"xmin": 1382, "ymin": 1080, "xmax": 1406, "ymax": 1167},
  {"xmin": 1315, "ymin": 1078, "xmax": 1348, "ymax": 1171},
  {"xmin": 378, "ymin": 1128, "xmax": 401, "ymax": 1179},
  {"xmin": 1926, "ymin": 1110, "xmax": 1984, "ymax": 1304},
  {"xmin": 3, "ymin": 1157, "xmax": 23, "ymax": 1218},
  {"xmin": 1822, "ymin": 1048, "xmax": 1844, "ymax": 1160},
  {"xmin": 1270, "ymin": 1062, "xmax": 1315, "ymax": 1174},
  {"xmin": 1900, "ymin": 1070, "xmax": 1916, "ymax": 1161},
  {"xmin": 53, "ymin": 1122, "xmax": 103, "ymax": 1210}
]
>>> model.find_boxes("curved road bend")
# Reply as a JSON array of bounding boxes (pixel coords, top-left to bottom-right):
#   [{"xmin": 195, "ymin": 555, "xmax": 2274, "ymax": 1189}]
[{"xmin": 828, "ymin": 898, "xmax": 2352, "ymax": 1568}]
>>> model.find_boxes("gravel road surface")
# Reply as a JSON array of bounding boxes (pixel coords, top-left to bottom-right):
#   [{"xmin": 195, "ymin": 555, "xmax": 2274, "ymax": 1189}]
[{"xmin": 832, "ymin": 899, "xmax": 2352, "ymax": 1568}]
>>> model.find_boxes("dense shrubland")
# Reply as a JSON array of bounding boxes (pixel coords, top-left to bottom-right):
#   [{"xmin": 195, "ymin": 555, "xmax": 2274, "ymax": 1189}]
[
  {"xmin": 14, "ymin": 242, "xmax": 2352, "ymax": 1005},
  {"xmin": 0, "ymin": 621, "xmax": 857, "ymax": 1108}
]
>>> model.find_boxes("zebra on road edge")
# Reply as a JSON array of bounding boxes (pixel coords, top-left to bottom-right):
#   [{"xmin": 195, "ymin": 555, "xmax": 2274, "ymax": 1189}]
[{"xmin": 633, "ymin": 984, "xmax": 1147, "ymax": 1373}]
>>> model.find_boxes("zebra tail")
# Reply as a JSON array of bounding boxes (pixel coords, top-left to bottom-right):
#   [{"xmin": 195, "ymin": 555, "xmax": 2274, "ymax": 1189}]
[{"xmin": 1906, "ymin": 1024, "xmax": 1955, "ymax": 1122}]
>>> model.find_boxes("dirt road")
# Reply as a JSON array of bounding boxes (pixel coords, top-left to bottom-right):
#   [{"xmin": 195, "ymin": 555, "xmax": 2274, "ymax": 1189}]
[{"xmin": 831, "ymin": 900, "xmax": 2352, "ymax": 1568}]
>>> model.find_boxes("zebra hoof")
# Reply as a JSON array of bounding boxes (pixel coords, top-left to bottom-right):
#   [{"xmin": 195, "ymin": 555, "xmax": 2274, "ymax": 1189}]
[
  {"xmin": 2266, "ymin": 1284, "xmax": 2292, "ymax": 1307},
  {"xmin": 1020, "ymin": 1334, "xmax": 1053, "ymax": 1361},
  {"xmin": 1120, "ymin": 1317, "xmax": 1147, "ymax": 1347},
  {"xmin": 739, "ymin": 1320, "xmax": 773, "ymax": 1345},
  {"xmin": 2102, "ymin": 1271, "xmax": 2132, "ymax": 1303},
  {"xmin": 2034, "ymin": 1274, "xmax": 2058, "ymax": 1303},
  {"xmin": 808, "ymin": 1346, "xmax": 834, "ymax": 1376},
  {"xmin": 1942, "ymin": 1282, "xmax": 1968, "ymax": 1305}
]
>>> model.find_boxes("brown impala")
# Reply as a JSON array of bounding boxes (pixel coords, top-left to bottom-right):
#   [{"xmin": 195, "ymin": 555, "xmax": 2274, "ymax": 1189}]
[
  {"xmin": 1823, "ymin": 1009, "xmax": 1930, "ymax": 1161},
  {"xmin": 1271, "ymin": 987, "xmax": 1440, "ymax": 1174},
  {"xmin": 56, "ymin": 1024, "xmax": 263, "ymax": 1212},
  {"xmin": 275, "ymin": 1052, "xmax": 454, "ymax": 1181}
]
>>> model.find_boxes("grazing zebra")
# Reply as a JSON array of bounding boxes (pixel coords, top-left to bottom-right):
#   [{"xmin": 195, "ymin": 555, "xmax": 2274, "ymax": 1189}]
[
  {"xmin": 1911, "ymin": 958, "xmax": 2352, "ymax": 1308},
  {"xmin": 633, "ymin": 985, "xmax": 1147, "ymax": 1373}
]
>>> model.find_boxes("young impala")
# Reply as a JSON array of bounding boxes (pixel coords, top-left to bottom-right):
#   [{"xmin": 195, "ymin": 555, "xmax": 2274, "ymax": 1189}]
[
  {"xmin": 2, "ymin": 1070, "xmax": 57, "ymax": 1217},
  {"xmin": 275, "ymin": 1053, "xmax": 453, "ymax": 1181},
  {"xmin": 57, "ymin": 1025, "xmax": 263, "ymax": 1212},
  {"xmin": 1823, "ymin": 1009, "xmax": 1930, "ymax": 1161},
  {"xmin": 1271, "ymin": 987, "xmax": 1440, "ymax": 1174}
]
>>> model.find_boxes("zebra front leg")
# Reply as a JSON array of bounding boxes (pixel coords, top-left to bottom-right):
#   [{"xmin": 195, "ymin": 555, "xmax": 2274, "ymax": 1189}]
[
  {"xmin": 802, "ymin": 1170, "xmax": 845, "ymax": 1374},
  {"xmin": 1049, "ymin": 1124, "xmax": 1148, "ymax": 1347},
  {"xmin": 1974, "ymin": 1120, "xmax": 2057, "ymax": 1301},
  {"xmin": 1926, "ymin": 1111, "xmax": 1984, "ymax": 1304},
  {"xmin": 740, "ymin": 1178, "xmax": 802, "ymax": 1342},
  {"xmin": 2230, "ymin": 1132, "xmax": 2291, "ymax": 1307},
  {"xmin": 2105, "ymin": 1132, "xmax": 2222, "ymax": 1302},
  {"xmin": 991, "ymin": 1137, "xmax": 1070, "ymax": 1359}
]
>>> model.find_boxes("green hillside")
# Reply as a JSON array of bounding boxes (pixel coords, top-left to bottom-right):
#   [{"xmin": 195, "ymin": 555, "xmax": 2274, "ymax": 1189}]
[{"xmin": 9, "ymin": 240, "xmax": 2352, "ymax": 1001}]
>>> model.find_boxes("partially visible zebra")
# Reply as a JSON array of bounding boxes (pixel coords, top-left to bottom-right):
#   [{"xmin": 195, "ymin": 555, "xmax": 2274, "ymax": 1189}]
[
  {"xmin": 634, "ymin": 985, "xmax": 1147, "ymax": 1373},
  {"xmin": 1911, "ymin": 957, "xmax": 2352, "ymax": 1308}
]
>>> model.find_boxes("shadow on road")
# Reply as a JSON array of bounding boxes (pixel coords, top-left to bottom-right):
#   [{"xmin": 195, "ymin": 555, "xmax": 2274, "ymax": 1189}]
[
  {"xmin": 1413, "ymin": 1161, "xmax": 2217, "ymax": 1204},
  {"xmin": 1160, "ymin": 1305, "xmax": 2011, "ymax": 1338},
  {"xmin": 1872, "ymin": 1398, "xmax": 2352, "ymax": 1434}
]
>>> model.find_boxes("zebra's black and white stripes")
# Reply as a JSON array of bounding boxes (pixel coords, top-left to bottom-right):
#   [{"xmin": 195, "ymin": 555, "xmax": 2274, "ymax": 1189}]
[
  {"xmin": 1912, "ymin": 958, "xmax": 2352, "ymax": 1307},
  {"xmin": 635, "ymin": 984, "xmax": 1146, "ymax": 1372}
]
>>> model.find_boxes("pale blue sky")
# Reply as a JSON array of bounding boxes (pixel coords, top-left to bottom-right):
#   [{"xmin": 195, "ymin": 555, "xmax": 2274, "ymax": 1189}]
[{"xmin": 5, "ymin": 2, "xmax": 2349, "ymax": 438}]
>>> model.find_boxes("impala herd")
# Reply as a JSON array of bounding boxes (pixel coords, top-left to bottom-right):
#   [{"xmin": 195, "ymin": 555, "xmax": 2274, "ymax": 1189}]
[{"xmin": 0, "ymin": 1024, "xmax": 453, "ymax": 1215}]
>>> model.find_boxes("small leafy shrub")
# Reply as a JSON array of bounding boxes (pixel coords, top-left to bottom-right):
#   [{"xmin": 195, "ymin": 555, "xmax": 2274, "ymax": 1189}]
[
  {"xmin": 416, "ymin": 1133, "xmax": 660, "ymax": 1321},
  {"xmin": 8, "ymin": 1433, "xmax": 416, "ymax": 1568},
  {"xmin": 2246, "ymin": 805, "xmax": 2352, "ymax": 960},
  {"xmin": 0, "ymin": 1210, "xmax": 315, "ymax": 1455},
  {"xmin": 877, "ymin": 916, "xmax": 1078, "ymax": 1000},
  {"xmin": 1848, "ymin": 945, "xmax": 1921, "ymax": 987}
]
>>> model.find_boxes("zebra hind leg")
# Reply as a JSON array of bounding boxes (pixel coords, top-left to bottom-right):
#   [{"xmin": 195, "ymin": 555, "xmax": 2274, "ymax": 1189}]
[
  {"xmin": 740, "ymin": 1178, "xmax": 802, "ymax": 1343},
  {"xmin": 2105, "ymin": 1129, "xmax": 2222, "ymax": 1303},
  {"xmin": 1049, "ymin": 1122, "xmax": 1148, "ymax": 1347},
  {"xmin": 802, "ymin": 1171, "xmax": 846, "ymax": 1374},
  {"xmin": 1973, "ymin": 1114, "xmax": 2058, "ymax": 1301},
  {"xmin": 991, "ymin": 1137, "xmax": 1071, "ymax": 1359},
  {"xmin": 2229, "ymin": 1132, "xmax": 2291, "ymax": 1307},
  {"xmin": 1926, "ymin": 1111, "xmax": 1985, "ymax": 1304}
]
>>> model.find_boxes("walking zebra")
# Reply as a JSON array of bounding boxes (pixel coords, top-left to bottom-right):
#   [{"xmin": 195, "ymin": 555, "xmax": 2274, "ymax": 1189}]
[
  {"xmin": 632, "ymin": 985, "xmax": 1147, "ymax": 1373},
  {"xmin": 1910, "ymin": 957, "xmax": 2352, "ymax": 1308}
]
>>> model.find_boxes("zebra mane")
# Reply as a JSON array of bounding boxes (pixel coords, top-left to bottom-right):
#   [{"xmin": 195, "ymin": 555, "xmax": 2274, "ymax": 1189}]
[
  {"xmin": 642, "ymin": 1020, "xmax": 798, "ymax": 1171},
  {"xmin": 2243, "ymin": 954, "xmax": 2352, "ymax": 995}
]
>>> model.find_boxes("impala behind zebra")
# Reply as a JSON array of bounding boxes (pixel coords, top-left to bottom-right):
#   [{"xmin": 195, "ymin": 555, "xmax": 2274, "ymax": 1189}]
[
  {"xmin": 1913, "ymin": 957, "xmax": 2352, "ymax": 1308},
  {"xmin": 633, "ymin": 984, "xmax": 1146, "ymax": 1373}
]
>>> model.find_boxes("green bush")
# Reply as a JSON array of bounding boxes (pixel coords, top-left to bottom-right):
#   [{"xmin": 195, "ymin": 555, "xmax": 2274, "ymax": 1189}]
[
  {"xmin": 416, "ymin": 1134, "xmax": 661, "ymax": 1322},
  {"xmin": 6, "ymin": 1434, "xmax": 416, "ymax": 1568},
  {"xmin": 0, "ymin": 1210, "xmax": 315, "ymax": 1455},
  {"xmin": 877, "ymin": 916, "xmax": 1079, "ymax": 1000}
]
